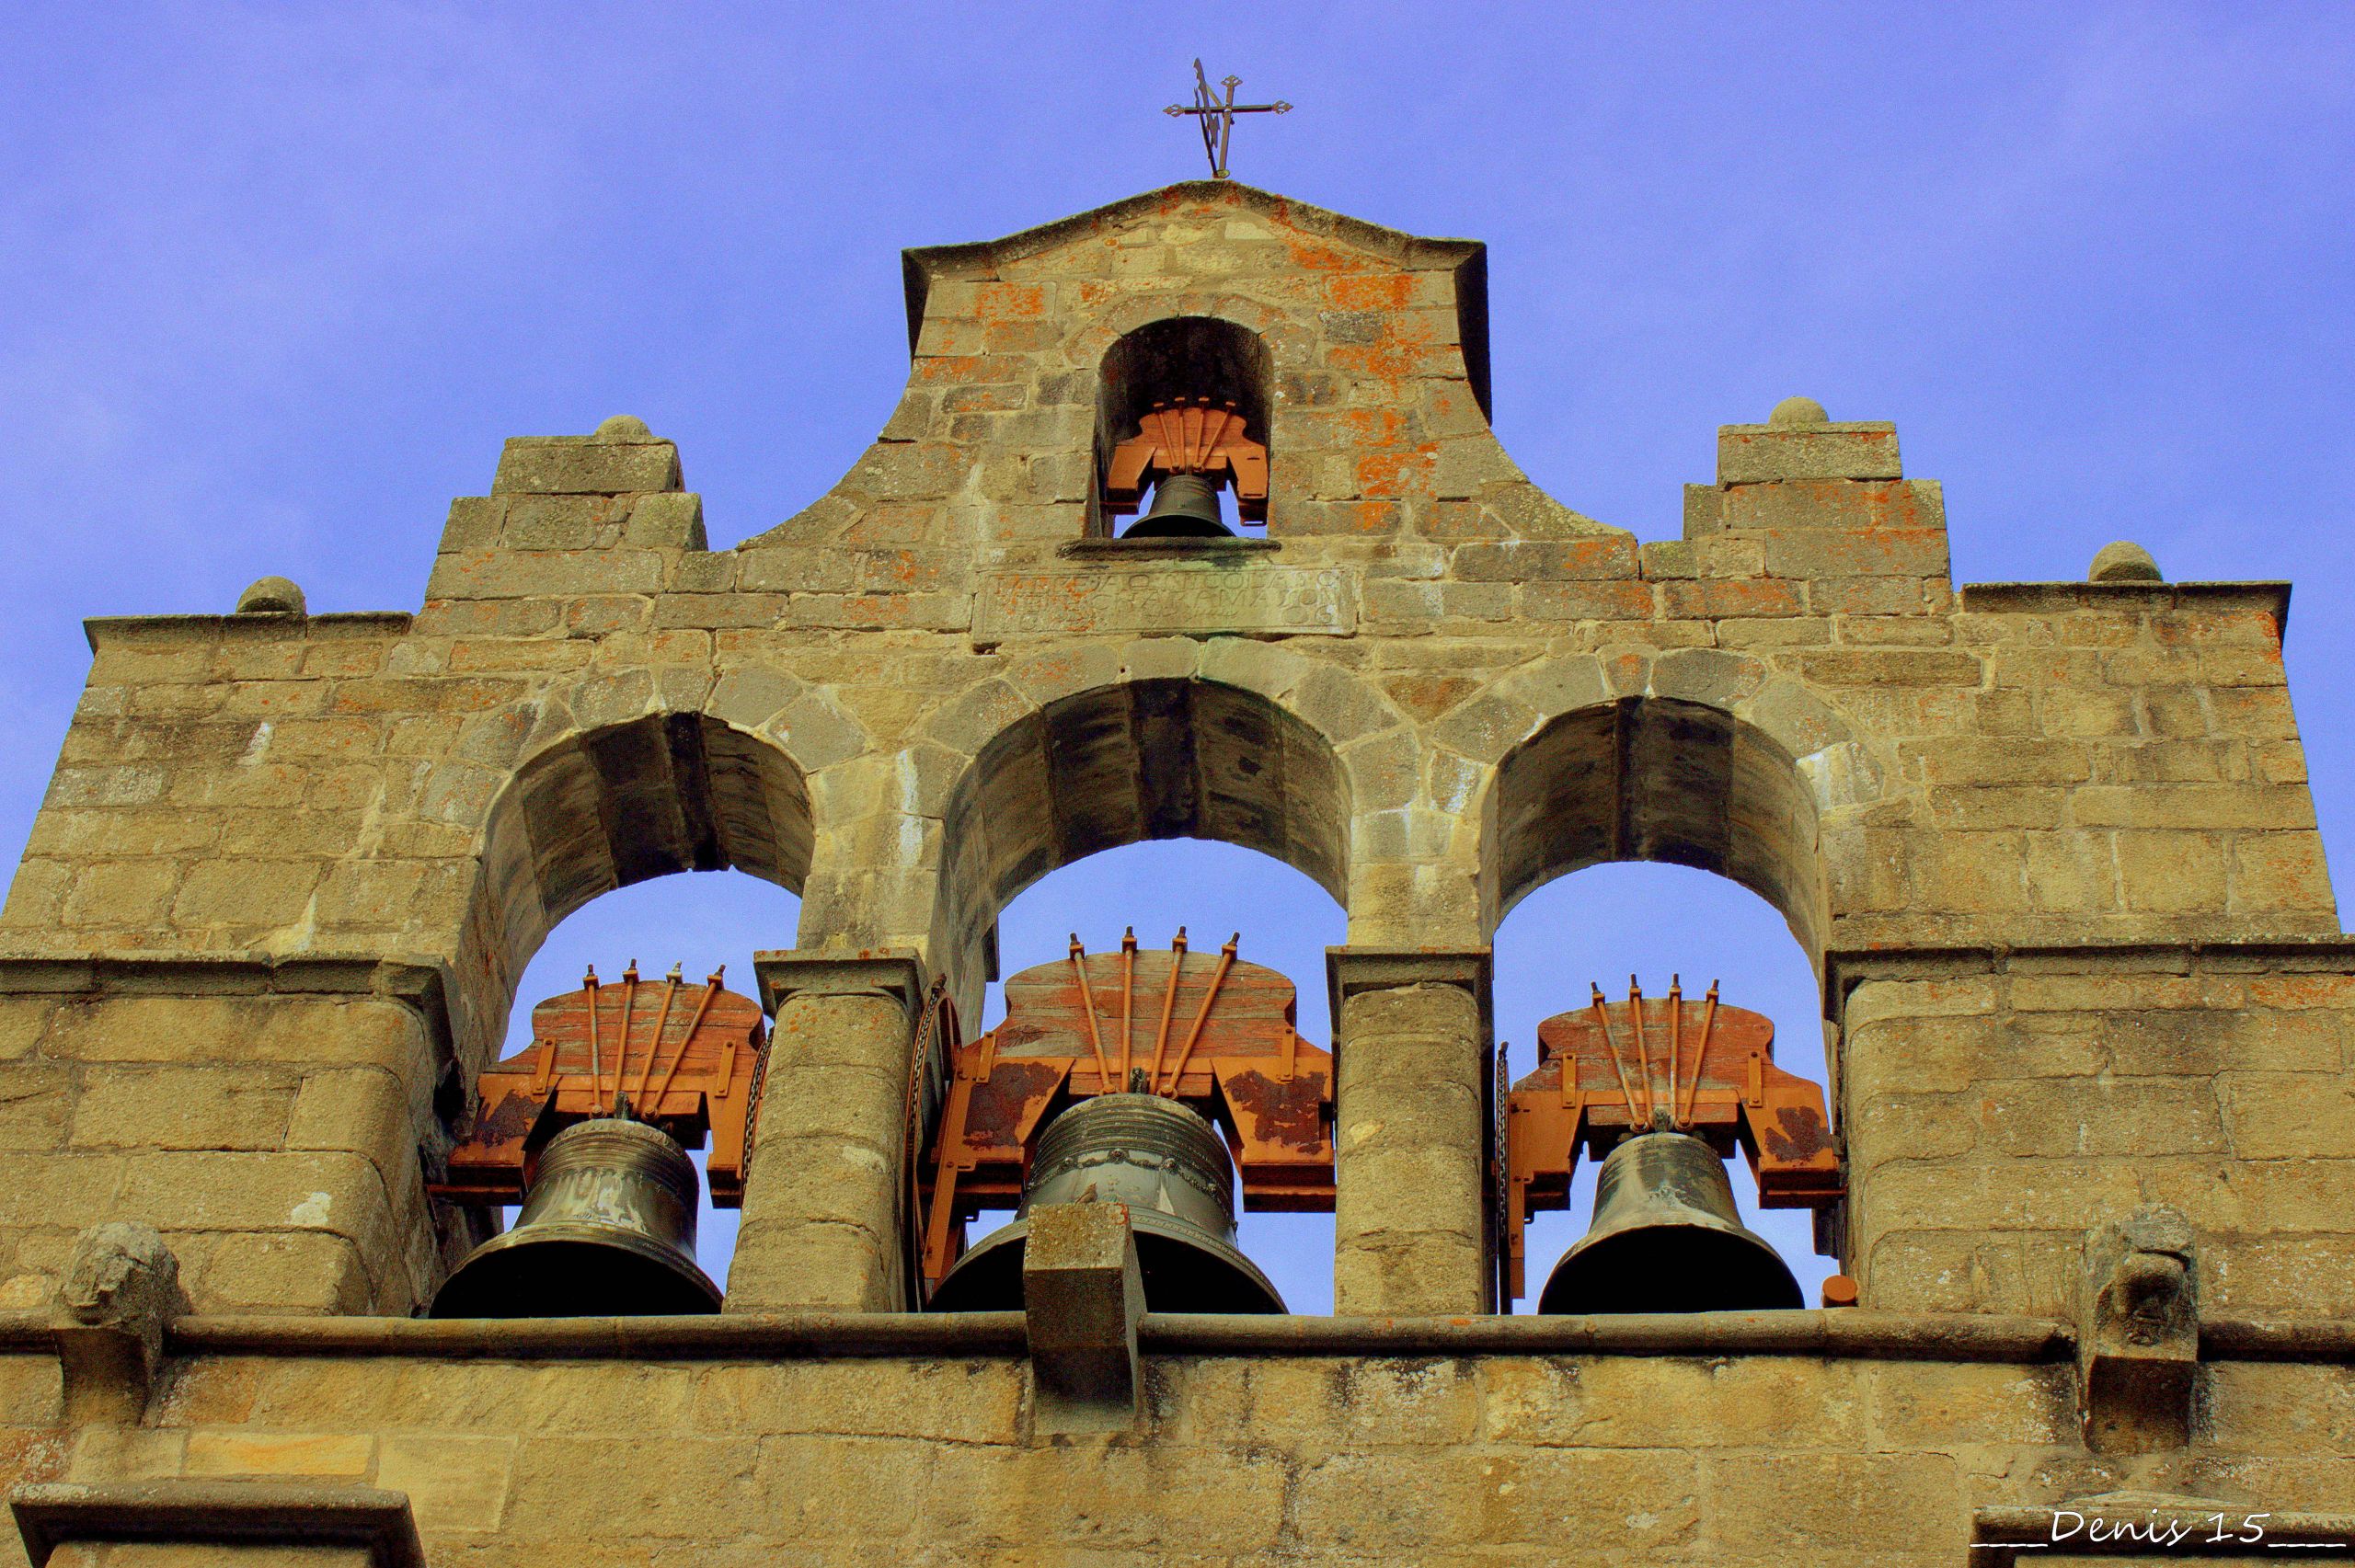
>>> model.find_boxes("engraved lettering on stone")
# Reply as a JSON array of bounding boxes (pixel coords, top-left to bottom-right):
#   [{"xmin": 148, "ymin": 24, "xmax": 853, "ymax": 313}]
[{"xmin": 978, "ymin": 567, "xmax": 1354, "ymax": 637}]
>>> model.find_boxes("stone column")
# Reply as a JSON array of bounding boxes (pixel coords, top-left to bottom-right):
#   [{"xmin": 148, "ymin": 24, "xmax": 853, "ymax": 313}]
[
  {"xmin": 726, "ymin": 953, "xmax": 924, "ymax": 1312},
  {"xmin": 1326, "ymin": 948, "xmax": 1494, "ymax": 1317}
]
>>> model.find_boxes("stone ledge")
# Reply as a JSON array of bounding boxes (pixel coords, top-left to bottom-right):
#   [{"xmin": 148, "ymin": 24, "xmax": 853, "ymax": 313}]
[
  {"xmin": 1326, "ymin": 946, "xmax": 1493, "ymax": 1054},
  {"xmin": 0, "ymin": 954, "xmax": 456, "ymax": 1074},
  {"xmin": 1825, "ymin": 936, "xmax": 2355, "ymax": 1002},
  {"xmin": 11, "ymin": 1481, "xmax": 423, "ymax": 1568},
  {"xmin": 1059, "ymin": 536, "xmax": 1281, "ymax": 560},
  {"xmin": 1959, "ymin": 579, "xmax": 2292, "ymax": 635},
  {"xmin": 82, "ymin": 612, "xmax": 413, "ymax": 653},
  {"xmin": 0, "ymin": 1309, "xmax": 2343, "ymax": 1364}
]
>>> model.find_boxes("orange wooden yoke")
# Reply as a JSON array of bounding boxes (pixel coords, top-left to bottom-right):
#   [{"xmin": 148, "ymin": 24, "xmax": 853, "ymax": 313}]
[
  {"xmin": 431, "ymin": 963, "xmax": 768, "ymax": 1208},
  {"xmin": 1502, "ymin": 979, "xmax": 1844, "ymax": 1300},
  {"xmin": 1102, "ymin": 399, "xmax": 1271, "ymax": 522},
  {"xmin": 917, "ymin": 930, "xmax": 1332, "ymax": 1298}
]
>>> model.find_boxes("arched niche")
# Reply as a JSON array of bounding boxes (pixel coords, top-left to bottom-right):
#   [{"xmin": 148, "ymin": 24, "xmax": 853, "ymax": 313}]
[
  {"xmin": 937, "ymin": 678, "xmax": 1349, "ymax": 981},
  {"xmin": 1487, "ymin": 697, "xmax": 1829, "ymax": 963},
  {"xmin": 464, "ymin": 714, "xmax": 812, "ymax": 1054},
  {"xmin": 1093, "ymin": 316, "xmax": 1276, "ymax": 535}
]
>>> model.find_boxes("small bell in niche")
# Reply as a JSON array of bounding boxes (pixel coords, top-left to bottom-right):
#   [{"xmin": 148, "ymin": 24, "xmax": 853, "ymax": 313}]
[
  {"xmin": 1124, "ymin": 473, "xmax": 1231, "ymax": 538},
  {"xmin": 1103, "ymin": 396, "xmax": 1269, "ymax": 538}
]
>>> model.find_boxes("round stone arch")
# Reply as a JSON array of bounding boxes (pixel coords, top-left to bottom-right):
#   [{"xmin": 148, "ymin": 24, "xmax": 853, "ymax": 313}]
[
  {"xmin": 928, "ymin": 663, "xmax": 1362, "ymax": 1001},
  {"xmin": 1465, "ymin": 650, "xmax": 1887, "ymax": 965},
  {"xmin": 458, "ymin": 710, "xmax": 813, "ymax": 1058}
]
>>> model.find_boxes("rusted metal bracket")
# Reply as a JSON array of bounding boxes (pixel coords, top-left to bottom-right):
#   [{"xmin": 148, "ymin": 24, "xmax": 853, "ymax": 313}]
[{"xmin": 1103, "ymin": 400, "xmax": 1270, "ymax": 522}]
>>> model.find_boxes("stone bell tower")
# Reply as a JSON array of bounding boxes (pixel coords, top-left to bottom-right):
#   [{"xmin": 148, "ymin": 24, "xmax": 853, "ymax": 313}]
[{"xmin": 0, "ymin": 180, "xmax": 2350, "ymax": 1562}]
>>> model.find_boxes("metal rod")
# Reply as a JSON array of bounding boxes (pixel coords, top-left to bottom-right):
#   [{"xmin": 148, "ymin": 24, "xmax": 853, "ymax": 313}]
[
  {"xmin": 583, "ymin": 966, "xmax": 603, "ymax": 1115},
  {"xmin": 611, "ymin": 960, "xmax": 638, "ymax": 1114},
  {"xmin": 1120, "ymin": 927, "xmax": 1136, "ymax": 1090},
  {"xmin": 1626, "ymin": 976, "xmax": 1656, "ymax": 1127},
  {"xmin": 1588, "ymin": 983, "xmax": 1644, "ymax": 1129},
  {"xmin": 1681, "ymin": 979, "xmax": 1720, "ymax": 1127},
  {"xmin": 1067, "ymin": 936, "xmax": 1114, "ymax": 1092},
  {"xmin": 1162, "ymin": 933, "xmax": 1237, "ymax": 1094},
  {"xmin": 1666, "ymin": 976, "xmax": 1683, "ymax": 1132},
  {"xmin": 649, "ymin": 969, "xmax": 726, "ymax": 1110},
  {"xmin": 1147, "ymin": 929, "xmax": 1188, "ymax": 1093},
  {"xmin": 634, "ymin": 966, "xmax": 683, "ymax": 1106}
]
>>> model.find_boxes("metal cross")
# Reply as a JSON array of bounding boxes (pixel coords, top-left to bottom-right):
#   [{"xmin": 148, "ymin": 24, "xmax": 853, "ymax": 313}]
[{"xmin": 1165, "ymin": 59, "xmax": 1291, "ymax": 180}]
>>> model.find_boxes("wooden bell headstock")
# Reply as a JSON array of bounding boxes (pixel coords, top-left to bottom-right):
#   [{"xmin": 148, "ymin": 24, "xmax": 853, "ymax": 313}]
[{"xmin": 431, "ymin": 963, "xmax": 767, "ymax": 1209}]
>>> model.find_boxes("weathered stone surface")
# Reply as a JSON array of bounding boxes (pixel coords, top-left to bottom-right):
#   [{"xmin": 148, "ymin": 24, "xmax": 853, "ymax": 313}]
[
  {"xmin": 976, "ymin": 565, "xmax": 1355, "ymax": 639},
  {"xmin": 0, "ymin": 176, "xmax": 2348, "ymax": 1567}
]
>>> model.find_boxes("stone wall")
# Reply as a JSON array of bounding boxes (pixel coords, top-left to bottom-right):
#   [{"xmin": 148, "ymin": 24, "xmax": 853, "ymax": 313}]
[
  {"xmin": 0, "ymin": 1329, "xmax": 2348, "ymax": 1566},
  {"xmin": 0, "ymin": 178, "xmax": 2343, "ymax": 1335}
]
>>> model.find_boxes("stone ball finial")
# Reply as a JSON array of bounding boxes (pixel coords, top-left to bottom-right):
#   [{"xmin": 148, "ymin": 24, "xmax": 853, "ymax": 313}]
[
  {"xmin": 594, "ymin": 415, "xmax": 654, "ymax": 441},
  {"xmin": 1769, "ymin": 395, "xmax": 1829, "ymax": 426},
  {"xmin": 2088, "ymin": 541, "xmax": 2164, "ymax": 583},
  {"xmin": 234, "ymin": 576, "xmax": 307, "ymax": 615}
]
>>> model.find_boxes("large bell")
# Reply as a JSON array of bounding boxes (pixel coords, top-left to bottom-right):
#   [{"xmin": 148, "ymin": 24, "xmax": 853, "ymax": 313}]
[
  {"xmin": 1538, "ymin": 1129, "xmax": 1802, "ymax": 1314},
  {"xmin": 431, "ymin": 1116, "xmax": 722, "ymax": 1318},
  {"xmin": 1121, "ymin": 473, "xmax": 1234, "ymax": 538},
  {"xmin": 929, "ymin": 1093, "xmax": 1282, "ymax": 1312}
]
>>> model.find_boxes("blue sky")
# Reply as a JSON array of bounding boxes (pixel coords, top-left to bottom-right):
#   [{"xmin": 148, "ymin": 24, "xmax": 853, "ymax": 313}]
[{"xmin": 5, "ymin": 4, "xmax": 2349, "ymax": 1310}]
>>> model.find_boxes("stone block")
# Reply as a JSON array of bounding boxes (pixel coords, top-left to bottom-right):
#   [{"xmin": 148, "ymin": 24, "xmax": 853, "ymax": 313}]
[
  {"xmin": 491, "ymin": 435, "xmax": 683, "ymax": 496},
  {"xmin": 1717, "ymin": 420, "xmax": 1903, "ymax": 483},
  {"xmin": 1021, "ymin": 1201, "xmax": 1143, "ymax": 1436}
]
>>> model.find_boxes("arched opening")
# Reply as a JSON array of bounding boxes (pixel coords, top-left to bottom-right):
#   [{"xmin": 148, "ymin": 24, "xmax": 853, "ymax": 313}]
[
  {"xmin": 489, "ymin": 871, "xmax": 803, "ymax": 1294},
  {"xmin": 1493, "ymin": 864, "xmax": 1834, "ymax": 1310},
  {"xmin": 1488, "ymin": 697, "xmax": 1838, "ymax": 1310},
  {"xmin": 1093, "ymin": 316, "xmax": 1275, "ymax": 538},
  {"xmin": 939, "ymin": 677, "xmax": 1348, "ymax": 983},
  {"xmin": 932, "ymin": 676, "xmax": 1350, "ymax": 1311},
  {"xmin": 437, "ymin": 713, "xmax": 812, "ymax": 1308},
  {"xmin": 1488, "ymin": 697, "xmax": 1827, "ymax": 958},
  {"xmin": 465, "ymin": 713, "xmax": 812, "ymax": 1056},
  {"xmin": 974, "ymin": 841, "xmax": 1347, "ymax": 1313}
]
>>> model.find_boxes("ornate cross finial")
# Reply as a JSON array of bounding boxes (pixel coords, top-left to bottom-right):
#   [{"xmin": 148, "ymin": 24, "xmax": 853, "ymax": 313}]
[{"xmin": 1165, "ymin": 59, "xmax": 1291, "ymax": 180}]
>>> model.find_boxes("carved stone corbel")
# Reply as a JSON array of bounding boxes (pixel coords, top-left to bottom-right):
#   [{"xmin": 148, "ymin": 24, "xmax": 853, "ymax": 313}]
[
  {"xmin": 2078, "ymin": 1206, "xmax": 2199, "ymax": 1454},
  {"xmin": 50, "ymin": 1222, "xmax": 188, "ymax": 1426}
]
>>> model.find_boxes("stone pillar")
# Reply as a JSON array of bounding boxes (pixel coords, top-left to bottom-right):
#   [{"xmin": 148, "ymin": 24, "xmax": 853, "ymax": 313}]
[
  {"xmin": 726, "ymin": 953, "xmax": 924, "ymax": 1312},
  {"xmin": 1326, "ymin": 948, "xmax": 1493, "ymax": 1317}
]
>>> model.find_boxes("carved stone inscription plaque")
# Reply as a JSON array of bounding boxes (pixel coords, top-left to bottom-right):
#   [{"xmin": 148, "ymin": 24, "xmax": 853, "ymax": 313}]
[{"xmin": 977, "ymin": 566, "xmax": 1356, "ymax": 639}]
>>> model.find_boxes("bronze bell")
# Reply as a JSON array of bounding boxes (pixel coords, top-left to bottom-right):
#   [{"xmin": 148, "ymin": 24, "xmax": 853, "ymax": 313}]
[
  {"xmin": 431, "ymin": 1116, "xmax": 722, "ymax": 1318},
  {"xmin": 1538, "ymin": 1129, "xmax": 1802, "ymax": 1314},
  {"xmin": 928, "ymin": 1092, "xmax": 1283, "ymax": 1312},
  {"xmin": 1121, "ymin": 473, "xmax": 1234, "ymax": 538}
]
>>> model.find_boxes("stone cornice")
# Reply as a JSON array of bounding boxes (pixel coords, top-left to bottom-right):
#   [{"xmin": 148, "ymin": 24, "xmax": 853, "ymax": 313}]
[
  {"xmin": 1958, "ymin": 579, "xmax": 2292, "ymax": 635},
  {"xmin": 0, "ymin": 953, "xmax": 456, "ymax": 1068}
]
